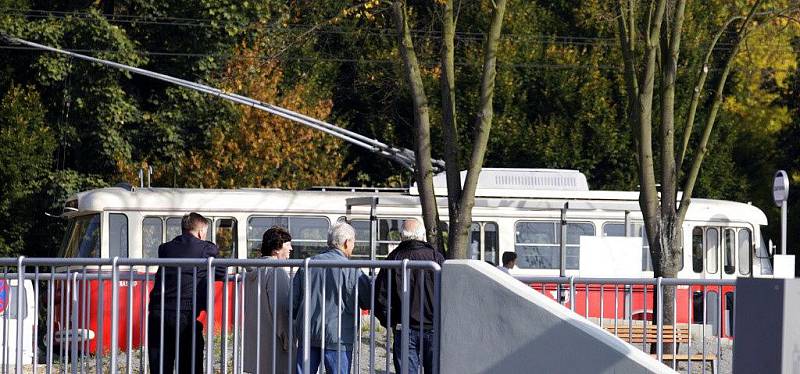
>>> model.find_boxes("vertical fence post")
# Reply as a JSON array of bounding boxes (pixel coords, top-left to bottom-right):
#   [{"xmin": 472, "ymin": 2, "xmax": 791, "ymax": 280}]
[
  {"xmin": 433, "ymin": 266, "xmax": 441, "ymax": 374},
  {"xmin": 127, "ymin": 269, "xmax": 134, "ymax": 374},
  {"xmin": 206, "ymin": 258, "xmax": 215, "ymax": 374},
  {"xmin": 302, "ymin": 258, "xmax": 310, "ymax": 374},
  {"xmin": 110, "ymin": 257, "xmax": 120, "ymax": 374},
  {"xmin": 569, "ymin": 276, "xmax": 575, "ymax": 312},
  {"xmin": 656, "ymin": 277, "xmax": 663, "ymax": 361},
  {"xmin": 369, "ymin": 268, "xmax": 376, "ymax": 371},
  {"xmin": 70, "ymin": 272, "xmax": 79, "ymax": 374},
  {"xmin": 96, "ymin": 268, "xmax": 105, "ymax": 374},
  {"xmin": 15, "ymin": 257, "xmax": 24, "ymax": 374},
  {"xmin": 32, "ymin": 267, "xmax": 39, "ymax": 374},
  {"xmin": 400, "ymin": 259, "xmax": 410, "ymax": 374}
]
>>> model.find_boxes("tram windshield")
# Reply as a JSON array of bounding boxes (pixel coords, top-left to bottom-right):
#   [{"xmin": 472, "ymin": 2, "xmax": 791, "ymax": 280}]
[{"xmin": 59, "ymin": 214, "xmax": 101, "ymax": 257}]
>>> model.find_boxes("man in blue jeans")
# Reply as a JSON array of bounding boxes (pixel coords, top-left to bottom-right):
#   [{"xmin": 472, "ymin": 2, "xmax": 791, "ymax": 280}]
[
  {"xmin": 292, "ymin": 221, "xmax": 370, "ymax": 374},
  {"xmin": 375, "ymin": 219, "xmax": 445, "ymax": 374}
]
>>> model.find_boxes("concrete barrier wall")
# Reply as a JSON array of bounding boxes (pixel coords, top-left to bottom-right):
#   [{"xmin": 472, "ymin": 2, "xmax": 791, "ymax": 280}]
[
  {"xmin": 439, "ymin": 260, "xmax": 674, "ymax": 374},
  {"xmin": 733, "ymin": 278, "xmax": 800, "ymax": 373}
]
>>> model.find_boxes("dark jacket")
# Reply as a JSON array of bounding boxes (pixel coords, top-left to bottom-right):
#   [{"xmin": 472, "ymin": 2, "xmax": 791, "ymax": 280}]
[
  {"xmin": 148, "ymin": 233, "xmax": 225, "ymax": 314},
  {"xmin": 375, "ymin": 240, "xmax": 445, "ymax": 330}
]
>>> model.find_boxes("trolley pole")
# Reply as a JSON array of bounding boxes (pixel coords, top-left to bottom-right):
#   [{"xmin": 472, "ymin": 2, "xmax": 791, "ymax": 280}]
[{"xmin": 559, "ymin": 202, "xmax": 568, "ymax": 304}]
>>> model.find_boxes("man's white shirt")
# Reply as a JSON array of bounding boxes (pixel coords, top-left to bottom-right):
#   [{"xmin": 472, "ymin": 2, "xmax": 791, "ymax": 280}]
[{"xmin": 497, "ymin": 265, "xmax": 511, "ymax": 274}]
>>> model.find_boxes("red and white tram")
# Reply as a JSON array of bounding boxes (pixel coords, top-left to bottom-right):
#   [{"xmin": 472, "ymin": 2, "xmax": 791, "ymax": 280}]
[{"xmin": 56, "ymin": 168, "xmax": 773, "ymax": 352}]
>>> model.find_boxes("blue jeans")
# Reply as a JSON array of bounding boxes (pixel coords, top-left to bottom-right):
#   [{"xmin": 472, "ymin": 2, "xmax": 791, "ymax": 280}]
[
  {"xmin": 393, "ymin": 328, "xmax": 435, "ymax": 374},
  {"xmin": 295, "ymin": 346, "xmax": 352, "ymax": 374}
]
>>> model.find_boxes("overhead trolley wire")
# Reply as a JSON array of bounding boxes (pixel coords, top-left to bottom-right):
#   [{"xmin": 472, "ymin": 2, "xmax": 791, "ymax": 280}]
[
  {"xmin": 3, "ymin": 7, "xmax": 780, "ymax": 50},
  {"xmin": 0, "ymin": 35, "xmax": 443, "ymax": 172}
]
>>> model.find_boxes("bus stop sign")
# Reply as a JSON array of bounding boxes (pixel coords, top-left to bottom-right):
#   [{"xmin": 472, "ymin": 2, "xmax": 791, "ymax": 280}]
[
  {"xmin": 0, "ymin": 279, "xmax": 9, "ymax": 314},
  {"xmin": 773, "ymin": 170, "xmax": 789, "ymax": 207}
]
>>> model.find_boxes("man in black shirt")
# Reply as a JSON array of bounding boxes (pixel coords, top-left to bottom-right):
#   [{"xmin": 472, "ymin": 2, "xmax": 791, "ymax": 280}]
[
  {"xmin": 147, "ymin": 212, "xmax": 221, "ymax": 374},
  {"xmin": 375, "ymin": 219, "xmax": 445, "ymax": 374}
]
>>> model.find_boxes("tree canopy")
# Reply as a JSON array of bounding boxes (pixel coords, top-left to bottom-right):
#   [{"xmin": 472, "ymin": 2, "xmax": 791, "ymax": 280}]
[{"xmin": 0, "ymin": 0, "xmax": 797, "ymax": 264}]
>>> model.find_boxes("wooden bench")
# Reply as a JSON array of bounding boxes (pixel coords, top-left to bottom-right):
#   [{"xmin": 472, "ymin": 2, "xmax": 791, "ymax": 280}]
[{"xmin": 604, "ymin": 323, "xmax": 718, "ymax": 373}]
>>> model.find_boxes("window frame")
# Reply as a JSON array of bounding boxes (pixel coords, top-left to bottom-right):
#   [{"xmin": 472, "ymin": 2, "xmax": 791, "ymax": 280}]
[
  {"xmin": 108, "ymin": 213, "xmax": 129, "ymax": 258},
  {"xmin": 212, "ymin": 217, "xmax": 238, "ymax": 259},
  {"xmin": 723, "ymin": 228, "xmax": 736, "ymax": 275},
  {"xmin": 246, "ymin": 215, "xmax": 331, "ymax": 259},
  {"xmin": 513, "ymin": 220, "xmax": 596, "ymax": 270},
  {"xmin": 705, "ymin": 227, "xmax": 719, "ymax": 274},
  {"xmin": 738, "ymin": 228, "xmax": 752, "ymax": 276},
  {"xmin": 142, "ymin": 216, "xmax": 164, "ymax": 258}
]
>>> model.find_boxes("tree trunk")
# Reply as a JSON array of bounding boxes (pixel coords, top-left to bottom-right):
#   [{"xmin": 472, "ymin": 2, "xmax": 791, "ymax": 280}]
[
  {"xmin": 391, "ymin": 1, "xmax": 442, "ymax": 250},
  {"xmin": 440, "ymin": 0, "xmax": 461, "ymax": 258},
  {"xmin": 447, "ymin": 0, "xmax": 508, "ymax": 259},
  {"xmin": 615, "ymin": 0, "xmax": 763, "ymax": 359}
]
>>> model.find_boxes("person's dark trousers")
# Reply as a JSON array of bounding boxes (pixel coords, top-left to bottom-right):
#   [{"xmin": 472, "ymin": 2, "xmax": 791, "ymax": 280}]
[
  {"xmin": 295, "ymin": 346, "xmax": 352, "ymax": 374},
  {"xmin": 393, "ymin": 328, "xmax": 434, "ymax": 374},
  {"xmin": 147, "ymin": 310, "xmax": 204, "ymax": 374}
]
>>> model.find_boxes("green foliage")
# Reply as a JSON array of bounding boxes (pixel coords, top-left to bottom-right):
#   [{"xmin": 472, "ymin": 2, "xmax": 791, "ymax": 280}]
[
  {"xmin": 0, "ymin": 85, "xmax": 56, "ymax": 256},
  {"xmin": 0, "ymin": 0, "xmax": 797, "ymax": 257}
]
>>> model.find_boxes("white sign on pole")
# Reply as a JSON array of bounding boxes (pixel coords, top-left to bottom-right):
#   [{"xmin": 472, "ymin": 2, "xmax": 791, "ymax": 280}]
[
  {"xmin": 579, "ymin": 236, "xmax": 642, "ymax": 277},
  {"xmin": 773, "ymin": 170, "xmax": 790, "ymax": 256},
  {"xmin": 773, "ymin": 170, "xmax": 789, "ymax": 207}
]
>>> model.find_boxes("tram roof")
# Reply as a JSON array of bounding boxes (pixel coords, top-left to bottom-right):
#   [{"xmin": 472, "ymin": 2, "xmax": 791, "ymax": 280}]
[{"xmin": 65, "ymin": 186, "xmax": 767, "ymax": 225}]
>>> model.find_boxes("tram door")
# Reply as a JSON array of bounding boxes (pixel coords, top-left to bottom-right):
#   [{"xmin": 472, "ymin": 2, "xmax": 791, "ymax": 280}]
[
  {"xmin": 691, "ymin": 226, "xmax": 740, "ymax": 337},
  {"xmin": 469, "ymin": 222, "xmax": 499, "ymax": 266}
]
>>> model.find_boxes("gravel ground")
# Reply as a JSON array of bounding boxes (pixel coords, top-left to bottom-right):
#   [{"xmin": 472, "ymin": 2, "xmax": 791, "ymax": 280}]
[{"xmin": 626, "ymin": 335, "xmax": 732, "ymax": 374}]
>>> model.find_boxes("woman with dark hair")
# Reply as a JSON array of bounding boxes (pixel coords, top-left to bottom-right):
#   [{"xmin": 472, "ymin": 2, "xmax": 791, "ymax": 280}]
[{"xmin": 243, "ymin": 226, "xmax": 295, "ymax": 373}]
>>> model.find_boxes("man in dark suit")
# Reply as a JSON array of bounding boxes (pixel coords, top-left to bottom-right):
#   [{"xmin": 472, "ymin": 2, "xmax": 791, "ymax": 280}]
[{"xmin": 147, "ymin": 212, "xmax": 222, "ymax": 374}]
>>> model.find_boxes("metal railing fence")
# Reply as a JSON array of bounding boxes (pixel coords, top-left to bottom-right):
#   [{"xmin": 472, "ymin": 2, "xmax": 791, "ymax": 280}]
[
  {"xmin": 0, "ymin": 257, "xmax": 442, "ymax": 374},
  {"xmin": 516, "ymin": 275, "xmax": 735, "ymax": 374}
]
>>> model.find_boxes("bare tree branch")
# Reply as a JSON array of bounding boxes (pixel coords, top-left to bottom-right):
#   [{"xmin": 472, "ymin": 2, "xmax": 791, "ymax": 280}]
[
  {"xmin": 677, "ymin": 0, "xmax": 763, "ymax": 223},
  {"xmin": 449, "ymin": 0, "xmax": 507, "ymax": 259},
  {"xmin": 659, "ymin": 0, "xmax": 685, "ymax": 218},
  {"xmin": 391, "ymin": 1, "xmax": 442, "ymax": 248}
]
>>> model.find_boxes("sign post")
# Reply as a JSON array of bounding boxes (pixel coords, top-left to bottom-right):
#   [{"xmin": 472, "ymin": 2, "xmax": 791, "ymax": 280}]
[
  {"xmin": 772, "ymin": 170, "xmax": 795, "ymax": 278},
  {"xmin": 773, "ymin": 170, "xmax": 789, "ymax": 255}
]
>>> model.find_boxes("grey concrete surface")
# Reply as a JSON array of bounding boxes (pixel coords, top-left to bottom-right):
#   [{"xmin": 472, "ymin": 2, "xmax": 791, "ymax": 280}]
[
  {"xmin": 733, "ymin": 278, "xmax": 800, "ymax": 374},
  {"xmin": 439, "ymin": 260, "xmax": 675, "ymax": 374}
]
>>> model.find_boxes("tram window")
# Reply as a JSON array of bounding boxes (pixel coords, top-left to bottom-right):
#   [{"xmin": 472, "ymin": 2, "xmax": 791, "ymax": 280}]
[
  {"xmin": 108, "ymin": 213, "xmax": 129, "ymax": 258},
  {"xmin": 469, "ymin": 223, "xmax": 481, "ymax": 260},
  {"xmin": 348, "ymin": 219, "xmax": 371, "ymax": 259},
  {"xmin": 166, "ymin": 216, "xmax": 211, "ymax": 242},
  {"xmin": 725, "ymin": 292, "xmax": 735, "ymax": 337},
  {"xmin": 706, "ymin": 291, "xmax": 719, "ymax": 336},
  {"xmin": 247, "ymin": 217, "xmax": 288, "ymax": 257},
  {"xmin": 214, "ymin": 218, "xmax": 237, "ymax": 258},
  {"xmin": 692, "ymin": 228, "xmax": 703, "ymax": 273},
  {"xmin": 692, "ymin": 290, "xmax": 704, "ymax": 324},
  {"xmin": 290, "ymin": 217, "xmax": 330, "ymax": 258},
  {"xmin": 514, "ymin": 221, "xmax": 594, "ymax": 270},
  {"xmin": 60, "ymin": 214, "xmax": 101, "ymax": 258},
  {"xmin": 723, "ymin": 229, "xmax": 735, "ymax": 274},
  {"xmin": 706, "ymin": 228, "xmax": 718, "ymax": 274},
  {"xmin": 484, "ymin": 222, "xmax": 499, "ymax": 265},
  {"xmin": 378, "ymin": 218, "xmax": 404, "ymax": 256},
  {"xmin": 738, "ymin": 229, "xmax": 752, "ymax": 276},
  {"xmin": 166, "ymin": 217, "xmax": 183, "ymax": 242},
  {"xmin": 142, "ymin": 217, "xmax": 162, "ymax": 258},
  {"xmin": 247, "ymin": 216, "xmax": 329, "ymax": 259}
]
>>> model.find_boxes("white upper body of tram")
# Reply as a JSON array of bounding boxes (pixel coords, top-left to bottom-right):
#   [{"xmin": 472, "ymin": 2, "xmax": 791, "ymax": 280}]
[{"xmin": 59, "ymin": 168, "xmax": 773, "ymax": 280}]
